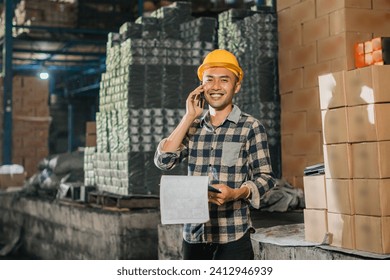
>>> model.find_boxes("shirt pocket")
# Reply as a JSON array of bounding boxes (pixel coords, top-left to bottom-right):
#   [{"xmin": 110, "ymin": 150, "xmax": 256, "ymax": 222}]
[{"xmin": 221, "ymin": 142, "xmax": 243, "ymax": 167}]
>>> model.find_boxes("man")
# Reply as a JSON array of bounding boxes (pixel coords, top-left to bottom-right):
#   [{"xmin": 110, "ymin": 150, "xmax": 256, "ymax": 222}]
[{"xmin": 154, "ymin": 49, "xmax": 275, "ymax": 260}]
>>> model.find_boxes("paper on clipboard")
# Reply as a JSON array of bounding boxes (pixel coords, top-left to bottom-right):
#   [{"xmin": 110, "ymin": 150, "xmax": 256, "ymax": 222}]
[{"xmin": 160, "ymin": 175, "xmax": 210, "ymax": 225}]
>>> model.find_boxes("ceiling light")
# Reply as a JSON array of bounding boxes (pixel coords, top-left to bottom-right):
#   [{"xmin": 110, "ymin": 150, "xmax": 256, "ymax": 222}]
[{"xmin": 39, "ymin": 67, "xmax": 49, "ymax": 80}]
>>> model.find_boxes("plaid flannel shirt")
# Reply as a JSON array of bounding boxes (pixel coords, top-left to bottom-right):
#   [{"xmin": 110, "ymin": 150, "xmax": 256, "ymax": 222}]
[{"xmin": 154, "ymin": 105, "xmax": 275, "ymax": 244}]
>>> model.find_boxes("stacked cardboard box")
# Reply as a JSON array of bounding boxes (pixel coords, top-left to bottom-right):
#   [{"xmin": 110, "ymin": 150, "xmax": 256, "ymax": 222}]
[
  {"xmin": 277, "ymin": 0, "xmax": 390, "ymax": 188},
  {"xmin": 313, "ymin": 65, "xmax": 390, "ymax": 254},
  {"xmin": 0, "ymin": 76, "xmax": 50, "ymax": 177},
  {"xmin": 11, "ymin": 0, "xmax": 77, "ymax": 37},
  {"xmin": 85, "ymin": 121, "xmax": 96, "ymax": 147},
  {"xmin": 303, "ymin": 174, "xmax": 328, "ymax": 244},
  {"xmin": 0, "ymin": 164, "xmax": 26, "ymax": 189},
  {"xmin": 12, "ymin": 76, "xmax": 50, "ymax": 177}
]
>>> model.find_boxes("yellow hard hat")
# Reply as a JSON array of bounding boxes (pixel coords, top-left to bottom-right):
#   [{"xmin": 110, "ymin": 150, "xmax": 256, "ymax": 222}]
[{"xmin": 197, "ymin": 49, "xmax": 244, "ymax": 83}]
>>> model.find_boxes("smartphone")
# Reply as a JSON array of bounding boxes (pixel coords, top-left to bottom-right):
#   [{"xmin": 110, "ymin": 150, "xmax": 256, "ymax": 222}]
[
  {"xmin": 208, "ymin": 185, "xmax": 221, "ymax": 193},
  {"xmin": 197, "ymin": 91, "xmax": 205, "ymax": 108},
  {"xmin": 197, "ymin": 81, "xmax": 206, "ymax": 108}
]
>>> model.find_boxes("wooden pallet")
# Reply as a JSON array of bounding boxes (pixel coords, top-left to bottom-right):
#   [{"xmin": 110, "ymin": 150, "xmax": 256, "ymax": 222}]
[{"xmin": 87, "ymin": 191, "xmax": 159, "ymax": 210}]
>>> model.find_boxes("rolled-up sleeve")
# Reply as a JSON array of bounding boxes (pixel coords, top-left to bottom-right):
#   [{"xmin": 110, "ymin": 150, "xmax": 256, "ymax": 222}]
[
  {"xmin": 154, "ymin": 138, "xmax": 186, "ymax": 171},
  {"xmin": 246, "ymin": 121, "xmax": 276, "ymax": 209}
]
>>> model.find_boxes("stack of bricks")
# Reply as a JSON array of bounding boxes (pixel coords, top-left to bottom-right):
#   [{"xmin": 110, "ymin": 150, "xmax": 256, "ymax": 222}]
[
  {"xmin": 277, "ymin": 0, "xmax": 390, "ymax": 189},
  {"xmin": 0, "ymin": 76, "xmax": 50, "ymax": 177}
]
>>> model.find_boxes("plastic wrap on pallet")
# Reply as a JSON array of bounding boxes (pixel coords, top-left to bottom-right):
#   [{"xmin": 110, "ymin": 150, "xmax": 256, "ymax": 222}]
[
  {"xmin": 84, "ymin": 146, "xmax": 97, "ymax": 186},
  {"xmin": 162, "ymin": 65, "xmax": 180, "ymax": 109},
  {"xmin": 180, "ymin": 17, "xmax": 217, "ymax": 43},
  {"xmin": 108, "ymin": 110, "xmax": 120, "ymax": 153},
  {"xmin": 145, "ymin": 65, "xmax": 163, "ymax": 107},
  {"xmin": 169, "ymin": 1, "xmax": 192, "ymax": 13},
  {"xmin": 143, "ymin": 152, "xmax": 161, "ymax": 195},
  {"xmin": 120, "ymin": 39, "xmax": 144, "ymax": 67},
  {"xmin": 117, "ymin": 109, "xmax": 130, "ymax": 152},
  {"xmin": 180, "ymin": 65, "xmax": 199, "ymax": 107},
  {"xmin": 151, "ymin": 5, "xmax": 193, "ymax": 39},
  {"xmin": 135, "ymin": 16, "xmax": 161, "ymax": 39},
  {"xmin": 96, "ymin": 112, "xmax": 109, "ymax": 153},
  {"xmin": 128, "ymin": 152, "xmax": 146, "ymax": 194},
  {"xmin": 119, "ymin": 22, "xmax": 142, "ymax": 41},
  {"xmin": 94, "ymin": 1, "xmax": 219, "ymax": 196},
  {"xmin": 218, "ymin": 6, "xmax": 280, "ymax": 177},
  {"xmin": 127, "ymin": 65, "xmax": 145, "ymax": 108}
]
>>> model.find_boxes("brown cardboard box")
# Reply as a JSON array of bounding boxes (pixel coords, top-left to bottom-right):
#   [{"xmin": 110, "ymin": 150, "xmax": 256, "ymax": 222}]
[
  {"xmin": 318, "ymin": 71, "xmax": 347, "ymax": 110},
  {"xmin": 290, "ymin": 42, "xmax": 317, "ymax": 69},
  {"xmin": 323, "ymin": 143, "xmax": 353, "ymax": 179},
  {"xmin": 281, "ymin": 111, "xmax": 306, "ymax": 134},
  {"xmin": 304, "ymin": 61, "xmax": 332, "ymax": 88},
  {"xmin": 345, "ymin": 65, "xmax": 390, "ymax": 106},
  {"xmin": 348, "ymin": 104, "xmax": 390, "ymax": 142},
  {"xmin": 293, "ymin": 87, "xmax": 320, "ymax": 112},
  {"xmin": 291, "ymin": 132, "xmax": 322, "ymax": 156},
  {"xmin": 353, "ymin": 179, "xmax": 390, "ymax": 216},
  {"xmin": 317, "ymin": 32, "xmax": 372, "ymax": 70},
  {"xmin": 304, "ymin": 209, "xmax": 328, "ymax": 243},
  {"xmin": 326, "ymin": 179, "xmax": 354, "ymax": 214},
  {"xmin": 316, "ymin": 0, "xmax": 372, "ymax": 17},
  {"xmin": 289, "ymin": 0, "xmax": 315, "ymax": 25},
  {"xmin": 86, "ymin": 134, "xmax": 97, "ymax": 147},
  {"xmin": 327, "ymin": 212, "xmax": 355, "ymax": 250},
  {"xmin": 355, "ymin": 215, "xmax": 390, "ymax": 254},
  {"xmin": 86, "ymin": 122, "xmax": 96, "ymax": 147},
  {"xmin": 352, "ymin": 141, "xmax": 390, "ymax": 178},
  {"xmin": 303, "ymin": 175, "xmax": 327, "ymax": 209},
  {"xmin": 321, "ymin": 107, "xmax": 349, "ymax": 144},
  {"xmin": 0, "ymin": 173, "xmax": 25, "ymax": 188},
  {"xmin": 279, "ymin": 68, "xmax": 303, "ymax": 94},
  {"xmin": 86, "ymin": 122, "xmax": 96, "ymax": 134},
  {"xmin": 281, "ymin": 155, "xmax": 306, "ymax": 177},
  {"xmin": 330, "ymin": 8, "xmax": 390, "ymax": 35}
]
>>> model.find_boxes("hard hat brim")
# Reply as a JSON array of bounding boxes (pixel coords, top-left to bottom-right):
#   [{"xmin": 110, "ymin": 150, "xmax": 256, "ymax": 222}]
[{"xmin": 197, "ymin": 62, "xmax": 244, "ymax": 83}]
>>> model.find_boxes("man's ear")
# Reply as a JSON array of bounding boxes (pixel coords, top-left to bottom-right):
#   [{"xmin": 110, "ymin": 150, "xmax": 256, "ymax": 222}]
[{"xmin": 234, "ymin": 82, "xmax": 241, "ymax": 94}]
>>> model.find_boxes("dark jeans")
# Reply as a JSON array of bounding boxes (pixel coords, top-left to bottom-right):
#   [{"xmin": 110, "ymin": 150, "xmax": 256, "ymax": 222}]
[{"xmin": 182, "ymin": 231, "xmax": 254, "ymax": 260}]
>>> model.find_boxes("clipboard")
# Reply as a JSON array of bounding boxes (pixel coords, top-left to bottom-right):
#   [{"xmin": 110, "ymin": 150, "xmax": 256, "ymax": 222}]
[{"xmin": 160, "ymin": 175, "xmax": 210, "ymax": 225}]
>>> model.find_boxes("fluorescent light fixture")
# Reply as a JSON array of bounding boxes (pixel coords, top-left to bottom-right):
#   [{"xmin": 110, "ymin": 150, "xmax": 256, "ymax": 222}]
[
  {"xmin": 39, "ymin": 66, "xmax": 49, "ymax": 80},
  {"xmin": 39, "ymin": 71, "xmax": 49, "ymax": 80}
]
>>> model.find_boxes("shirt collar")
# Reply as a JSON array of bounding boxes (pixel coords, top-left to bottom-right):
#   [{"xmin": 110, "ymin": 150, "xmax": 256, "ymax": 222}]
[{"xmin": 201, "ymin": 105, "xmax": 241, "ymax": 127}]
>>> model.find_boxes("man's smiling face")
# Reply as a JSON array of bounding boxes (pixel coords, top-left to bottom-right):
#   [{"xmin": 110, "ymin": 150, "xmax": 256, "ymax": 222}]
[{"xmin": 202, "ymin": 67, "xmax": 241, "ymax": 111}]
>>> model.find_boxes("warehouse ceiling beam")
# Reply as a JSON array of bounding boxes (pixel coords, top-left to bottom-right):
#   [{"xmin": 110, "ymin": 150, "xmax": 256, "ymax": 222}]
[
  {"xmin": 11, "ymin": 37, "xmax": 107, "ymax": 46},
  {"xmin": 12, "ymin": 48, "xmax": 105, "ymax": 57},
  {"xmin": 12, "ymin": 25, "xmax": 114, "ymax": 36},
  {"xmin": 12, "ymin": 57, "xmax": 101, "ymax": 64},
  {"xmin": 68, "ymin": 83, "xmax": 100, "ymax": 96},
  {"xmin": 12, "ymin": 64, "xmax": 100, "ymax": 73}
]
